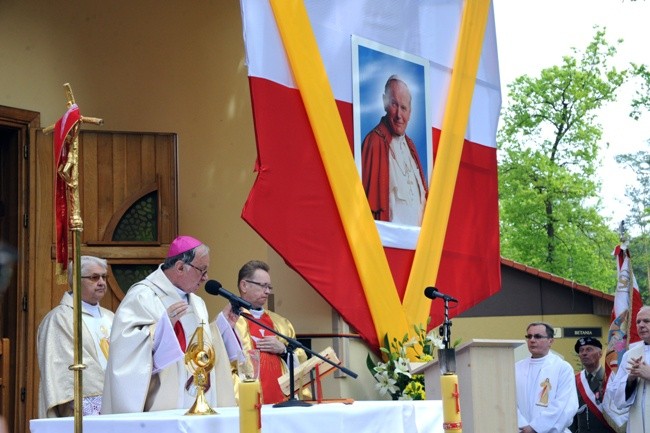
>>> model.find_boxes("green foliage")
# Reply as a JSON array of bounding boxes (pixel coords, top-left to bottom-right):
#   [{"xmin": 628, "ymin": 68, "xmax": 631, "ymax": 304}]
[
  {"xmin": 628, "ymin": 236, "xmax": 650, "ymax": 304},
  {"xmin": 630, "ymin": 63, "xmax": 650, "ymax": 120},
  {"xmin": 499, "ymin": 28, "xmax": 626, "ymax": 291}
]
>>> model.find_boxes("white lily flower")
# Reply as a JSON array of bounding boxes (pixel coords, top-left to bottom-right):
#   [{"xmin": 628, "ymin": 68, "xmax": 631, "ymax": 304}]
[
  {"xmin": 374, "ymin": 370, "xmax": 399, "ymax": 396},
  {"xmin": 394, "ymin": 357, "xmax": 412, "ymax": 378},
  {"xmin": 426, "ymin": 332, "xmax": 445, "ymax": 349}
]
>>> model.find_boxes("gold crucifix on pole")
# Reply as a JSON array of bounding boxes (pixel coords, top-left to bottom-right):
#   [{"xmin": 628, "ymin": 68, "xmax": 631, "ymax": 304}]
[{"xmin": 44, "ymin": 83, "xmax": 103, "ymax": 433}]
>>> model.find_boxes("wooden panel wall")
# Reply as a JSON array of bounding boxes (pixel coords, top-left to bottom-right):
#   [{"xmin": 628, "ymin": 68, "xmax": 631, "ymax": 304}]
[{"xmin": 79, "ymin": 132, "xmax": 177, "ymax": 245}]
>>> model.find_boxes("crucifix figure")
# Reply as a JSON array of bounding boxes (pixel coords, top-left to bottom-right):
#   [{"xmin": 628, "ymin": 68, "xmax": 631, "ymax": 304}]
[
  {"xmin": 45, "ymin": 83, "xmax": 103, "ymax": 235},
  {"xmin": 43, "ymin": 83, "xmax": 103, "ymax": 433}
]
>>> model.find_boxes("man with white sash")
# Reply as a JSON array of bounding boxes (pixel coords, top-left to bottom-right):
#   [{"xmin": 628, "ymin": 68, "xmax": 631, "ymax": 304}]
[
  {"xmin": 102, "ymin": 236, "xmax": 235, "ymax": 413},
  {"xmin": 614, "ymin": 305, "xmax": 650, "ymax": 433},
  {"xmin": 37, "ymin": 255, "xmax": 114, "ymax": 417},
  {"xmin": 516, "ymin": 321, "xmax": 578, "ymax": 433},
  {"xmin": 570, "ymin": 337, "xmax": 617, "ymax": 432}
]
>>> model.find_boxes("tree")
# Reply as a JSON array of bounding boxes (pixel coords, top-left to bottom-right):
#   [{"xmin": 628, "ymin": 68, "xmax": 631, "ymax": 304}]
[
  {"xmin": 611, "ymin": 59, "xmax": 650, "ymax": 300},
  {"xmin": 498, "ymin": 28, "xmax": 626, "ymax": 291},
  {"xmin": 614, "ymin": 150, "xmax": 650, "ymax": 300}
]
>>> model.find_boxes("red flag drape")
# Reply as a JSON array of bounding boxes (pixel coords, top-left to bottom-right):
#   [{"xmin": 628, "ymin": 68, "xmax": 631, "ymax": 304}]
[{"xmin": 53, "ymin": 104, "xmax": 81, "ymax": 278}]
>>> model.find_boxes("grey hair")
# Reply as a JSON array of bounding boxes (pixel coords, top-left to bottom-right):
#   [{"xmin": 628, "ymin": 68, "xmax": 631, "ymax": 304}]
[
  {"xmin": 68, "ymin": 255, "xmax": 108, "ymax": 287},
  {"xmin": 638, "ymin": 305, "xmax": 650, "ymax": 316},
  {"xmin": 384, "ymin": 74, "xmax": 408, "ymax": 93}
]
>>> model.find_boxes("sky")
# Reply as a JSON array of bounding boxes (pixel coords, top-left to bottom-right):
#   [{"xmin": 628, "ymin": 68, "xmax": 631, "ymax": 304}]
[{"xmin": 493, "ymin": 0, "xmax": 650, "ymax": 230}]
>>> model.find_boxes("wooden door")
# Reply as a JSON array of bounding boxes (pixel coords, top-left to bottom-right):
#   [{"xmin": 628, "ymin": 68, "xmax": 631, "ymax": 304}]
[
  {"xmin": 28, "ymin": 129, "xmax": 178, "ymax": 427},
  {"xmin": 0, "ymin": 106, "xmax": 39, "ymax": 433}
]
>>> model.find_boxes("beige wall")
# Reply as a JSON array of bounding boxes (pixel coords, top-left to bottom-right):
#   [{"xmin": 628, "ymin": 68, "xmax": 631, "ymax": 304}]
[
  {"xmin": 451, "ymin": 314, "xmax": 611, "ymax": 370},
  {"xmin": 0, "ymin": 0, "xmax": 335, "ymax": 330},
  {"xmin": 0, "ymin": 0, "xmax": 265, "ymax": 297}
]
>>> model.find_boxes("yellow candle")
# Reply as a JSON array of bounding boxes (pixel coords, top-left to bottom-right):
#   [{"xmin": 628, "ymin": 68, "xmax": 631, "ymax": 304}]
[
  {"xmin": 440, "ymin": 373, "xmax": 462, "ymax": 432},
  {"xmin": 239, "ymin": 380, "xmax": 262, "ymax": 433}
]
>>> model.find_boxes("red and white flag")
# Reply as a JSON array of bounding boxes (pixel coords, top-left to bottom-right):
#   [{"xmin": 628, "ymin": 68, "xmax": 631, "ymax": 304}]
[
  {"xmin": 606, "ymin": 243, "xmax": 642, "ymax": 376},
  {"xmin": 600, "ymin": 242, "xmax": 643, "ymax": 431},
  {"xmin": 239, "ymin": 0, "xmax": 501, "ymax": 347}
]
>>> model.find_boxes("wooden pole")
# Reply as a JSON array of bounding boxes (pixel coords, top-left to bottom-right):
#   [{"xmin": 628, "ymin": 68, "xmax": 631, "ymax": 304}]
[{"xmin": 619, "ymin": 221, "xmax": 635, "ymax": 352}]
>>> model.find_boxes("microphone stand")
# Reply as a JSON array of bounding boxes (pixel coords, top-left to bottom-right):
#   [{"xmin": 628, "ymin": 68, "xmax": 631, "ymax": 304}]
[
  {"xmin": 437, "ymin": 296, "xmax": 456, "ymax": 373},
  {"xmin": 434, "ymin": 295, "xmax": 462, "ymax": 431},
  {"xmin": 231, "ymin": 302, "xmax": 358, "ymax": 408},
  {"xmin": 439, "ymin": 297, "xmax": 452, "ymax": 350}
]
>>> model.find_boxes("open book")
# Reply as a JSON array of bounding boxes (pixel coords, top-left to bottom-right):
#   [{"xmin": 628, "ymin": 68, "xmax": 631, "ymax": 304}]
[{"xmin": 278, "ymin": 346, "xmax": 341, "ymax": 396}]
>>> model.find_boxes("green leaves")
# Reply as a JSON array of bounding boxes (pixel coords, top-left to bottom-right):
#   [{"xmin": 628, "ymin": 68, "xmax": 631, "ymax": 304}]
[{"xmin": 499, "ymin": 27, "xmax": 625, "ymax": 291}]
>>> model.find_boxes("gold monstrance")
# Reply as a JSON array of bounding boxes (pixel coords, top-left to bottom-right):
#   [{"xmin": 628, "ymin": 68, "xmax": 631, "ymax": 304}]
[
  {"xmin": 184, "ymin": 323, "xmax": 218, "ymax": 415},
  {"xmin": 44, "ymin": 83, "xmax": 103, "ymax": 433}
]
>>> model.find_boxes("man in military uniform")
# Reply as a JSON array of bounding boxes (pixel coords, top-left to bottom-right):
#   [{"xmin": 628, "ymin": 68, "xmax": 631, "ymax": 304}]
[{"xmin": 570, "ymin": 336, "xmax": 616, "ymax": 433}]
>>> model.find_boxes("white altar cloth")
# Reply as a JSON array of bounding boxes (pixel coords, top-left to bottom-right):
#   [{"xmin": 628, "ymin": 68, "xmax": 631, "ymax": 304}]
[{"xmin": 30, "ymin": 400, "xmax": 444, "ymax": 433}]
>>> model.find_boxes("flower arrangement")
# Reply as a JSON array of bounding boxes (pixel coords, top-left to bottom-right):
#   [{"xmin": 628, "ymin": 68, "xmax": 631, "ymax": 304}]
[{"xmin": 366, "ymin": 321, "xmax": 444, "ymax": 400}]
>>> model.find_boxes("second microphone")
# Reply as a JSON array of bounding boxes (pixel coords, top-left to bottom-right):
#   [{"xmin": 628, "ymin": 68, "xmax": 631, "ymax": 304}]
[{"xmin": 205, "ymin": 279, "xmax": 254, "ymax": 310}]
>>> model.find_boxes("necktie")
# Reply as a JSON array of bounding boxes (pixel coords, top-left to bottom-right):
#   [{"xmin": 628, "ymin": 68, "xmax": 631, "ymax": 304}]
[{"xmin": 174, "ymin": 321, "xmax": 186, "ymax": 352}]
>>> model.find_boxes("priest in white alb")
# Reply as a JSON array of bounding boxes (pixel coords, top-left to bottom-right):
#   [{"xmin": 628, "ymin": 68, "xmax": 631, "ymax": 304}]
[
  {"xmin": 37, "ymin": 255, "xmax": 114, "ymax": 417},
  {"xmin": 515, "ymin": 322, "xmax": 578, "ymax": 433},
  {"xmin": 613, "ymin": 305, "xmax": 650, "ymax": 433}
]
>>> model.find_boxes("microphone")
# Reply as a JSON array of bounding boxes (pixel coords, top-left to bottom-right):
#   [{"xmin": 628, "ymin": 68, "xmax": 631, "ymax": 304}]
[
  {"xmin": 205, "ymin": 280, "xmax": 254, "ymax": 311},
  {"xmin": 424, "ymin": 286, "xmax": 458, "ymax": 303}
]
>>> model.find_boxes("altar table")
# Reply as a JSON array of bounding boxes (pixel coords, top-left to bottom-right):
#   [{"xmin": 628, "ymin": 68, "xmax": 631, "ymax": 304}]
[{"xmin": 30, "ymin": 400, "xmax": 444, "ymax": 433}]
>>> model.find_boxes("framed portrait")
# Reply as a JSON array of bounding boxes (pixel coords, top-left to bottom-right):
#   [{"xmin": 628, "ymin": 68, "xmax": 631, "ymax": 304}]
[{"xmin": 352, "ymin": 36, "xmax": 432, "ymax": 247}]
